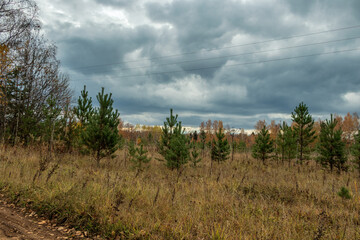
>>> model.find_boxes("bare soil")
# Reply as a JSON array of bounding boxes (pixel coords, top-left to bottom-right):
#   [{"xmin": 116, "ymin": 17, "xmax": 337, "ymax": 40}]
[{"xmin": 0, "ymin": 198, "xmax": 90, "ymax": 240}]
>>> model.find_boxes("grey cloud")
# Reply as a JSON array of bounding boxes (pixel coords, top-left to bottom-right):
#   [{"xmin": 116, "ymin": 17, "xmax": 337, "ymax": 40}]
[
  {"xmin": 37, "ymin": 0, "xmax": 360, "ymax": 129},
  {"xmin": 145, "ymin": 0, "xmax": 305, "ymax": 46},
  {"xmin": 285, "ymin": 0, "xmax": 314, "ymax": 16},
  {"xmin": 285, "ymin": 0, "xmax": 360, "ymax": 20},
  {"xmin": 56, "ymin": 25, "xmax": 159, "ymax": 73},
  {"xmin": 94, "ymin": 0, "xmax": 138, "ymax": 8}
]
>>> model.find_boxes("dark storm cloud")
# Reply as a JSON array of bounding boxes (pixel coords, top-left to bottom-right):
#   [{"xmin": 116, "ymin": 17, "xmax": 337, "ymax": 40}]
[
  {"xmin": 145, "ymin": 0, "xmax": 304, "ymax": 51},
  {"xmin": 285, "ymin": 0, "xmax": 360, "ymax": 21},
  {"xmin": 37, "ymin": 0, "xmax": 360, "ymax": 128},
  {"xmin": 59, "ymin": 25, "xmax": 159, "ymax": 71}
]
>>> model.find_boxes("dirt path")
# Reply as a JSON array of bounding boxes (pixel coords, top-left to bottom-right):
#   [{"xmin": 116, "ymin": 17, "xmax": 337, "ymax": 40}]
[{"xmin": 0, "ymin": 198, "xmax": 88, "ymax": 240}]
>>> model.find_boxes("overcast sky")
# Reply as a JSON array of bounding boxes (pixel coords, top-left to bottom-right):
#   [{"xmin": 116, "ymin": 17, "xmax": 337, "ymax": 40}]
[{"xmin": 36, "ymin": 0, "xmax": 360, "ymax": 129}]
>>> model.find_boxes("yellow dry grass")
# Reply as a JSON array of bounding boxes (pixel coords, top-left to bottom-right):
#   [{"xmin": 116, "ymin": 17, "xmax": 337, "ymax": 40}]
[{"xmin": 0, "ymin": 145, "xmax": 359, "ymax": 239}]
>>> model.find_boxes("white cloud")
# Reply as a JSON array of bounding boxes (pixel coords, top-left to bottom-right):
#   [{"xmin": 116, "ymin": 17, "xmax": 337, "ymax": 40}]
[
  {"xmin": 99, "ymin": 7, "xmax": 132, "ymax": 28},
  {"xmin": 342, "ymin": 91, "xmax": 360, "ymax": 107},
  {"xmin": 121, "ymin": 112, "xmax": 166, "ymax": 125},
  {"xmin": 152, "ymin": 75, "xmax": 210, "ymax": 107},
  {"xmin": 267, "ymin": 113, "xmax": 291, "ymax": 119}
]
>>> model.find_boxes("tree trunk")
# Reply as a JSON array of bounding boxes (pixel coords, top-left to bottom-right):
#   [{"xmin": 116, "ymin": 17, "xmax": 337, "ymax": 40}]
[
  {"xmin": 176, "ymin": 167, "xmax": 183, "ymax": 183},
  {"xmin": 358, "ymin": 157, "xmax": 360, "ymax": 179},
  {"xmin": 299, "ymin": 126, "xmax": 303, "ymax": 164},
  {"xmin": 96, "ymin": 149, "xmax": 101, "ymax": 167},
  {"xmin": 330, "ymin": 159, "xmax": 333, "ymax": 172},
  {"xmin": 1, "ymin": 80, "xmax": 7, "ymax": 144}
]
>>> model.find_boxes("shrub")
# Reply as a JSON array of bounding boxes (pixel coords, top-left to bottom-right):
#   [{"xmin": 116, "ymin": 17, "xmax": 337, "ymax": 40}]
[{"xmin": 338, "ymin": 187, "xmax": 351, "ymax": 200}]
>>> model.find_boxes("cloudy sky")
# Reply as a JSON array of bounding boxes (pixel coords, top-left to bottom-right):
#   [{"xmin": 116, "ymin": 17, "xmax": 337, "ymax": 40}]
[{"xmin": 36, "ymin": 0, "xmax": 360, "ymax": 129}]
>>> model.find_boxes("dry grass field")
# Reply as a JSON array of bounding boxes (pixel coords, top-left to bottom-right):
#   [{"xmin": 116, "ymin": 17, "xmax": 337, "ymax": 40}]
[{"xmin": 0, "ymin": 145, "xmax": 359, "ymax": 239}]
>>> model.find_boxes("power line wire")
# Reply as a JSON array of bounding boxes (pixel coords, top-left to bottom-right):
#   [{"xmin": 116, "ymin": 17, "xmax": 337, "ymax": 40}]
[
  {"xmin": 71, "ymin": 47, "xmax": 360, "ymax": 81},
  {"xmin": 79, "ymin": 36, "xmax": 360, "ymax": 74},
  {"xmin": 73, "ymin": 24, "xmax": 360, "ymax": 70}
]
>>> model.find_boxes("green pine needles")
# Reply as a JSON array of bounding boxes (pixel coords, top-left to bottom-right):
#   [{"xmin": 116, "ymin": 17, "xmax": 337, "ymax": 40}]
[
  {"xmin": 190, "ymin": 141, "xmax": 202, "ymax": 167},
  {"xmin": 73, "ymin": 85, "xmax": 94, "ymax": 151},
  {"xmin": 159, "ymin": 109, "xmax": 190, "ymax": 171},
  {"xmin": 199, "ymin": 129, "xmax": 206, "ymax": 157},
  {"xmin": 338, "ymin": 186, "xmax": 352, "ymax": 200},
  {"xmin": 252, "ymin": 126, "xmax": 274, "ymax": 164},
  {"xmin": 276, "ymin": 121, "xmax": 297, "ymax": 165},
  {"xmin": 211, "ymin": 128, "xmax": 230, "ymax": 163},
  {"xmin": 74, "ymin": 85, "xmax": 93, "ymax": 127},
  {"xmin": 317, "ymin": 114, "xmax": 347, "ymax": 173},
  {"xmin": 291, "ymin": 102, "xmax": 316, "ymax": 163},
  {"xmin": 82, "ymin": 87, "xmax": 121, "ymax": 165},
  {"xmin": 351, "ymin": 131, "xmax": 360, "ymax": 178},
  {"xmin": 129, "ymin": 141, "xmax": 151, "ymax": 177}
]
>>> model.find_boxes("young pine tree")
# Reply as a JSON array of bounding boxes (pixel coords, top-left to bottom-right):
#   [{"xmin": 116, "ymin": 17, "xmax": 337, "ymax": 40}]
[
  {"xmin": 74, "ymin": 85, "xmax": 93, "ymax": 126},
  {"xmin": 200, "ymin": 129, "xmax": 206, "ymax": 157},
  {"xmin": 351, "ymin": 131, "xmax": 360, "ymax": 178},
  {"xmin": 230, "ymin": 132, "xmax": 236, "ymax": 162},
  {"xmin": 128, "ymin": 140, "xmax": 151, "ymax": 177},
  {"xmin": 82, "ymin": 87, "xmax": 121, "ymax": 166},
  {"xmin": 276, "ymin": 121, "xmax": 297, "ymax": 165},
  {"xmin": 211, "ymin": 128, "xmax": 230, "ymax": 163},
  {"xmin": 189, "ymin": 141, "xmax": 202, "ymax": 167},
  {"xmin": 291, "ymin": 102, "xmax": 316, "ymax": 163},
  {"xmin": 158, "ymin": 109, "xmax": 189, "ymax": 174},
  {"xmin": 252, "ymin": 126, "xmax": 274, "ymax": 164},
  {"xmin": 237, "ymin": 141, "xmax": 247, "ymax": 153},
  {"xmin": 317, "ymin": 114, "xmax": 347, "ymax": 173},
  {"xmin": 73, "ymin": 85, "xmax": 94, "ymax": 150}
]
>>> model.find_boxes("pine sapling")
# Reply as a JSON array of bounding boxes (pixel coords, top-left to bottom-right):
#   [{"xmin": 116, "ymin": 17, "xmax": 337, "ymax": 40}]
[
  {"xmin": 129, "ymin": 140, "xmax": 151, "ymax": 177},
  {"xmin": 189, "ymin": 142, "xmax": 202, "ymax": 167},
  {"xmin": 73, "ymin": 85, "xmax": 93, "ymax": 126},
  {"xmin": 211, "ymin": 127, "xmax": 230, "ymax": 164},
  {"xmin": 200, "ymin": 129, "xmax": 206, "ymax": 157},
  {"xmin": 291, "ymin": 102, "xmax": 316, "ymax": 163},
  {"xmin": 317, "ymin": 114, "xmax": 347, "ymax": 173},
  {"xmin": 351, "ymin": 131, "xmax": 360, "ymax": 179},
  {"xmin": 252, "ymin": 126, "xmax": 274, "ymax": 164},
  {"xmin": 73, "ymin": 85, "xmax": 94, "ymax": 151},
  {"xmin": 211, "ymin": 127, "xmax": 230, "ymax": 177},
  {"xmin": 338, "ymin": 186, "xmax": 352, "ymax": 200},
  {"xmin": 82, "ymin": 87, "xmax": 121, "ymax": 166},
  {"xmin": 276, "ymin": 121, "xmax": 297, "ymax": 166},
  {"xmin": 158, "ymin": 109, "xmax": 190, "ymax": 179}
]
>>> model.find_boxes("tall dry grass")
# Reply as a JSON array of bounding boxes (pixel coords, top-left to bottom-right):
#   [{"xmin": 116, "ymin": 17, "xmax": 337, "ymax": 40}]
[{"xmin": 0, "ymin": 145, "xmax": 359, "ymax": 239}]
